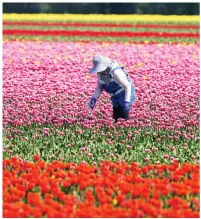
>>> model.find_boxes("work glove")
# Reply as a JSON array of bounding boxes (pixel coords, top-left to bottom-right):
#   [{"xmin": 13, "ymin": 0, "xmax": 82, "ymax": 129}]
[
  {"xmin": 124, "ymin": 101, "xmax": 130, "ymax": 113},
  {"xmin": 88, "ymin": 97, "xmax": 97, "ymax": 110}
]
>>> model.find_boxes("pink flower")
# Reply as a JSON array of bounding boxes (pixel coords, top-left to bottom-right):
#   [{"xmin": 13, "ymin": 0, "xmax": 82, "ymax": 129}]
[
  {"xmin": 105, "ymin": 139, "xmax": 110, "ymax": 144},
  {"xmin": 183, "ymin": 143, "xmax": 188, "ymax": 148},
  {"xmin": 77, "ymin": 130, "xmax": 83, "ymax": 134},
  {"xmin": 152, "ymin": 146, "xmax": 158, "ymax": 151},
  {"xmin": 43, "ymin": 128, "xmax": 49, "ymax": 132},
  {"xmin": 127, "ymin": 145, "xmax": 132, "ymax": 149},
  {"xmin": 87, "ymin": 152, "xmax": 93, "ymax": 158},
  {"xmin": 8, "ymin": 150, "xmax": 13, "ymax": 154},
  {"xmin": 127, "ymin": 134, "xmax": 132, "ymax": 138},
  {"xmin": 145, "ymin": 149, "xmax": 151, "ymax": 153},
  {"xmin": 169, "ymin": 136, "xmax": 173, "ymax": 140},
  {"xmin": 167, "ymin": 145, "xmax": 172, "ymax": 149},
  {"xmin": 144, "ymin": 157, "xmax": 150, "ymax": 162},
  {"xmin": 114, "ymin": 132, "xmax": 119, "ymax": 136},
  {"xmin": 163, "ymin": 154, "xmax": 169, "ymax": 159},
  {"xmin": 92, "ymin": 161, "xmax": 97, "ymax": 166}
]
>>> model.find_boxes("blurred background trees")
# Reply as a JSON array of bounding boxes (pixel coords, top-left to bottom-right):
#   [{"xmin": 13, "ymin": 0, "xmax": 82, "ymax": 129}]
[{"xmin": 3, "ymin": 3, "xmax": 200, "ymax": 15}]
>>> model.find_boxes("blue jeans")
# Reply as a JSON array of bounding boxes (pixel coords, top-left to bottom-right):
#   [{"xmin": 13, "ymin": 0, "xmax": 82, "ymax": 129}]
[{"xmin": 111, "ymin": 84, "xmax": 136, "ymax": 107}]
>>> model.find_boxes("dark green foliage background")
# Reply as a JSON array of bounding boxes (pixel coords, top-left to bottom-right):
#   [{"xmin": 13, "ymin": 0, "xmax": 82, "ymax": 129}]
[{"xmin": 3, "ymin": 3, "xmax": 200, "ymax": 15}]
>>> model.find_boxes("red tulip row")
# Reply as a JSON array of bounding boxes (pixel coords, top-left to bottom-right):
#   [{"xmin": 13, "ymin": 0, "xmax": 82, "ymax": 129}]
[
  {"xmin": 3, "ymin": 157, "xmax": 200, "ymax": 218},
  {"xmin": 3, "ymin": 21, "xmax": 200, "ymax": 29},
  {"xmin": 3, "ymin": 29, "xmax": 199, "ymax": 38}
]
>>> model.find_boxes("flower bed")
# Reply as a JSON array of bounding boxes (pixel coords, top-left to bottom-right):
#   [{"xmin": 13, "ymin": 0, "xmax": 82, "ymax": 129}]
[
  {"xmin": 3, "ymin": 158, "xmax": 200, "ymax": 218},
  {"xmin": 3, "ymin": 13, "xmax": 200, "ymax": 217}
]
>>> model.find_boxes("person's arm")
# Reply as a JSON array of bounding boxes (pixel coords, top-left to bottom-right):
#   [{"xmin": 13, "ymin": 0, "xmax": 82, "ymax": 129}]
[
  {"xmin": 113, "ymin": 69, "xmax": 131, "ymax": 102},
  {"xmin": 88, "ymin": 80, "xmax": 103, "ymax": 110},
  {"xmin": 92, "ymin": 80, "xmax": 103, "ymax": 99}
]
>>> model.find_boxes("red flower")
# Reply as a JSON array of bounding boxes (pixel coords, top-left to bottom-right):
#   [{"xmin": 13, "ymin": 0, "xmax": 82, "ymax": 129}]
[
  {"xmin": 33, "ymin": 155, "xmax": 40, "ymax": 161},
  {"xmin": 3, "ymin": 21, "xmax": 199, "ymax": 30},
  {"xmin": 85, "ymin": 190, "xmax": 95, "ymax": 205},
  {"xmin": 27, "ymin": 192, "xmax": 42, "ymax": 206},
  {"xmin": 3, "ymin": 29, "xmax": 199, "ymax": 38}
]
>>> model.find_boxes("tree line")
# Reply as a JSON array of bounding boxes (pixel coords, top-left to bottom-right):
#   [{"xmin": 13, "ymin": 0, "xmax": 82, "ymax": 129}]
[{"xmin": 3, "ymin": 3, "xmax": 200, "ymax": 15}]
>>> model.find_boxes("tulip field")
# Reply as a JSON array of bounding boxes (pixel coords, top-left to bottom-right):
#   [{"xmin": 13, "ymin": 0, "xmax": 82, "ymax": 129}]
[{"xmin": 3, "ymin": 14, "xmax": 200, "ymax": 217}]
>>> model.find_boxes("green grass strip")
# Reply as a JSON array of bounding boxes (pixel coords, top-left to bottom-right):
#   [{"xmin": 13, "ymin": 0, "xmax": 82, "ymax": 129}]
[
  {"xmin": 3, "ymin": 25, "xmax": 200, "ymax": 33},
  {"xmin": 3, "ymin": 123, "xmax": 199, "ymax": 165},
  {"xmin": 3, "ymin": 35, "xmax": 199, "ymax": 44}
]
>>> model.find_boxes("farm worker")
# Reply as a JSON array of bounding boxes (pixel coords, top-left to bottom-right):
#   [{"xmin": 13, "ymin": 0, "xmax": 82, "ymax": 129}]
[{"xmin": 88, "ymin": 55, "xmax": 136, "ymax": 123}]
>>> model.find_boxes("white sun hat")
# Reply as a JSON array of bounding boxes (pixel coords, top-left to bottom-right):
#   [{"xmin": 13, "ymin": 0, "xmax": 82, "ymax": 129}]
[{"xmin": 89, "ymin": 55, "xmax": 112, "ymax": 74}]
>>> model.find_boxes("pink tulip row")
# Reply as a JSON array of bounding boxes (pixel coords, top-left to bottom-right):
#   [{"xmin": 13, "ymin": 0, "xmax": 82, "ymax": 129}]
[{"xmin": 3, "ymin": 41, "xmax": 199, "ymax": 129}]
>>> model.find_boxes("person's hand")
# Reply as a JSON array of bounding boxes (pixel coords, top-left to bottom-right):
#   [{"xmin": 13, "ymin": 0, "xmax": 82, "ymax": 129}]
[
  {"xmin": 124, "ymin": 101, "xmax": 130, "ymax": 112},
  {"xmin": 88, "ymin": 97, "xmax": 97, "ymax": 110}
]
